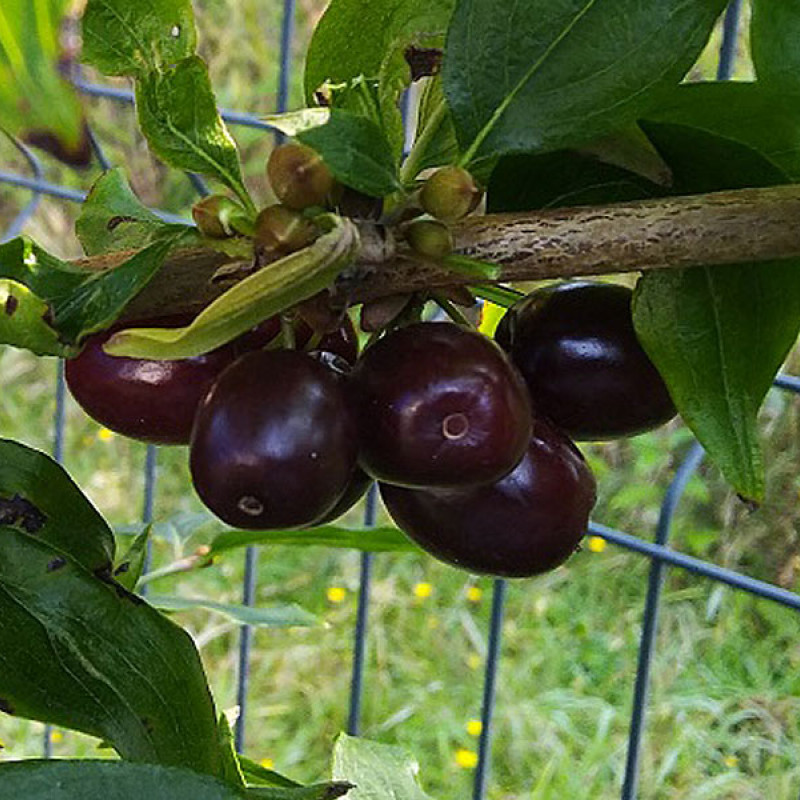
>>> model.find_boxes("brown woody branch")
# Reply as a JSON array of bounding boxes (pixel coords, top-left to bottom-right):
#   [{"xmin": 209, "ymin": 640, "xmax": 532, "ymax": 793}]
[{"xmin": 79, "ymin": 184, "xmax": 800, "ymax": 321}]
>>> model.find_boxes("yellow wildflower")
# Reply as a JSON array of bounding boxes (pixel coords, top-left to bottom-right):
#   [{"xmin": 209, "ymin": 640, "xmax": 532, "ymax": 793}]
[
  {"xmin": 455, "ymin": 748, "xmax": 479, "ymax": 769},
  {"xmin": 326, "ymin": 587, "xmax": 347, "ymax": 603}
]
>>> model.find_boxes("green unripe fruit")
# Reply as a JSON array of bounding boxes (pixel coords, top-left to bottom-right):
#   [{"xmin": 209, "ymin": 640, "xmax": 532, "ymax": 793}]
[
  {"xmin": 267, "ymin": 142, "xmax": 335, "ymax": 210},
  {"xmin": 192, "ymin": 195, "xmax": 250, "ymax": 238},
  {"xmin": 254, "ymin": 204, "xmax": 318, "ymax": 259},
  {"xmin": 420, "ymin": 166, "xmax": 482, "ymax": 222},
  {"xmin": 406, "ymin": 219, "xmax": 453, "ymax": 260}
]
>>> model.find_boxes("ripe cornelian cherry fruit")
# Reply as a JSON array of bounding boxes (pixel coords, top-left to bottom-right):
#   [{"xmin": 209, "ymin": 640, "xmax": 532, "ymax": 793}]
[
  {"xmin": 495, "ymin": 281, "xmax": 676, "ymax": 440},
  {"xmin": 65, "ymin": 316, "xmax": 236, "ymax": 445},
  {"xmin": 351, "ymin": 322, "xmax": 532, "ymax": 488},
  {"xmin": 189, "ymin": 349, "xmax": 358, "ymax": 530},
  {"xmin": 380, "ymin": 418, "xmax": 597, "ymax": 578}
]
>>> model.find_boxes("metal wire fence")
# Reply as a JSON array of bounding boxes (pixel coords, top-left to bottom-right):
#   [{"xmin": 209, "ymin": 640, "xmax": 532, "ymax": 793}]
[{"xmin": 2, "ymin": 1, "xmax": 799, "ymax": 797}]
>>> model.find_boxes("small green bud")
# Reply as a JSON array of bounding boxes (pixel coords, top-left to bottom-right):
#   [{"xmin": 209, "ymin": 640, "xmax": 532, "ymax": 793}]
[
  {"xmin": 192, "ymin": 195, "xmax": 250, "ymax": 238},
  {"xmin": 405, "ymin": 219, "xmax": 453, "ymax": 260},
  {"xmin": 420, "ymin": 166, "xmax": 483, "ymax": 222},
  {"xmin": 254, "ymin": 204, "xmax": 318, "ymax": 259},
  {"xmin": 267, "ymin": 142, "xmax": 335, "ymax": 210}
]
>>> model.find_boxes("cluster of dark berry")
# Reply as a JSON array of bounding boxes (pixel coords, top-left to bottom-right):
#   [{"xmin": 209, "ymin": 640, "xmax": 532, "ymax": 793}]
[{"xmin": 66, "ymin": 145, "xmax": 677, "ymax": 578}]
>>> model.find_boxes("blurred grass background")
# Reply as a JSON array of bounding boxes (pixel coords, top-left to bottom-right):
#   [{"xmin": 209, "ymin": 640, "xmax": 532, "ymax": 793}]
[{"xmin": 4, "ymin": 1, "xmax": 800, "ymax": 798}]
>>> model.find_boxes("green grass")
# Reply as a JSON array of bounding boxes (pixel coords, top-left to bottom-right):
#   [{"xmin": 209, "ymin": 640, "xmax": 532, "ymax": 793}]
[{"xmin": 3, "ymin": 1, "xmax": 800, "ymax": 797}]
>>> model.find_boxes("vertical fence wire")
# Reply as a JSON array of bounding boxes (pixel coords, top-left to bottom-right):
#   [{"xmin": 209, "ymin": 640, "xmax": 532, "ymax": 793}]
[
  {"xmin": 620, "ymin": 441, "xmax": 706, "ymax": 799},
  {"xmin": 473, "ymin": 579, "xmax": 507, "ymax": 800},
  {"xmin": 234, "ymin": 0, "xmax": 297, "ymax": 754}
]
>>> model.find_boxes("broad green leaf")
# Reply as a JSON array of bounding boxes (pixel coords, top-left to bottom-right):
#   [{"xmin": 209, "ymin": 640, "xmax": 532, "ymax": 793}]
[
  {"xmin": 264, "ymin": 108, "xmax": 331, "ymax": 138},
  {"xmin": 76, "ymin": 169, "xmax": 167, "ymax": 257},
  {"xmin": 487, "ymin": 150, "xmax": 661, "ymax": 212},
  {"xmin": 0, "ymin": 527, "xmax": 224, "ymax": 776},
  {"xmin": 751, "ymin": 0, "xmax": 800, "ymax": 93},
  {"xmin": 0, "ymin": 0, "xmax": 85, "ymax": 158},
  {"xmin": 646, "ymin": 82, "xmax": 800, "ymax": 180},
  {"xmin": 210, "ymin": 524, "xmax": 417, "ymax": 556},
  {"xmin": 298, "ymin": 111, "xmax": 402, "ymax": 197},
  {"xmin": 150, "ymin": 595, "xmax": 318, "ymax": 628},
  {"xmin": 0, "ymin": 231, "xmax": 186, "ymax": 355},
  {"xmin": 238, "ymin": 757, "xmax": 301, "ymax": 789},
  {"xmin": 443, "ymin": 0, "xmax": 728, "ymax": 165},
  {"xmin": 81, "ymin": 0, "xmax": 198, "ymax": 77},
  {"xmin": 632, "ymin": 124, "xmax": 800, "ymax": 501},
  {"xmin": 113, "ymin": 527, "xmax": 151, "ymax": 591},
  {"xmin": 217, "ymin": 714, "xmax": 247, "ymax": 790},
  {"xmin": 54, "ymin": 232, "xmax": 189, "ymax": 343},
  {"xmin": 332, "ymin": 733, "xmax": 432, "ymax": 800},
  {"xmin": 0, "ymin": 439, "xmax": 114, "ymax": 573},
  {"xmin": 0, "ymin": 279, "xmax": 70, "ymax": 356},
  {"xmin": 105, "ymin": 214, "xmax": 359, "ymax": 360},
  {"xmin": 135, "ymin": 56, "xmax": 252, "ymax": 210},
  {"xmin": 304, "ymin": 0, "xmax": 455, "ymax": 101},
  {"xmin": 0, "ymin": 761, "xmax": 243, "ymax": 800}
]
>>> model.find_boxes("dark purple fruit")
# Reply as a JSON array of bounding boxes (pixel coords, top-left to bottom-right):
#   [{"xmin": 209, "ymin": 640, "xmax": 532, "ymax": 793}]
[
  {"xmin": 65, "ymin": 317, "xmax": 236, "ymax": 445},
  {"xmin": 314, "ymin": 468, "xmax": 372, "ymax": 525},
  {"xmin": 495, "ymin": 282, "xmax": 676, "ymax": 440},
  {"xmin": 189, "ymin": 349, "xmax": 358, "ymax": 530},
  {"xmin": 351, "ymin": 322, "xmax": 532, "ymax": 488},
  {"xmin": 380, "ymin": 419, "xmax": 597, "ymax": 577}
]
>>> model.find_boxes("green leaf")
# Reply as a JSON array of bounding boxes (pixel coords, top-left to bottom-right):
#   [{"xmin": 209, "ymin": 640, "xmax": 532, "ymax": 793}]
[
  {"xmin": 0, "ymin": 438, "xmax": 114, "ymax": 573},
  {"xmin": 150, "ymin": 595, "xmax": 318, "ymax": 628},
  {"xmin": 0, "ymin": 231, "xmax": 186, "ymax": 355},
  {"xmin": 332, "ymin": 733, "xmax": 432, "ymax": 800},
  {"xmin": 0, "ymin": 0, "xmax": 85, "ymax": 157},
  {"xmin": 104, "ymin": 214, "xmax": 359, "ymax": 360},
  {"xmin": 751, "ymin": 0, "xmax": 800, "ymax": 93},
  {"xmin": 0, "ymin": 761, "xmax": 244, "ymax": 800},
  {"xmin": 210, "ymin": 524, "xmax": 417, "ymax": 556},
  {"xmin": 443, "ymin": 0, "xmax": 728, "ymax": 165},
  {"xmin": 113, "ymin": 527, "xmax": 151, "ymax": 591},
  {"xmin": 304, "ymin": 0, "xmax": 455, "ymax": 101},
  {"xmin": 238, "ymin": 756, "xmax": 301, "ymax": 789},
  {"xmin": 76, "ymin": 169, "xmax": 168, "ymax": 257},
  {"xmin": 646, "ymin": 82, "xmax": 800, "ymax": 180},
  {"xmin": 135, "ymin": 56, "xmax": 252, "ymax": 209},
  {"xmin": 298, "ymin": 111, "xmax": 402, "ymax": 197},
  {"xmin": 632, "ymin": 124, "xmax": 800, "ymax": 502},
  {"xmin": 54, "ymin": 232, "xmax": 189, "ymax": 343},
  {"xmin": 264, "ymin": 108, "xmax": 331, "ymax": 138},
  {"xmin": 0, "ymin": 279, "xmax": 71, "ymax": 357},
  {"xmin": 487, "ymin": 150, "xmax": 661, "ymax": 213},
  {"xmin": 0, "ymin": 527, "xmax": 224, "ymax": 776},
  {"xmin": 81, "ymin": 0, "xmax": 198, "ymax": 77}
]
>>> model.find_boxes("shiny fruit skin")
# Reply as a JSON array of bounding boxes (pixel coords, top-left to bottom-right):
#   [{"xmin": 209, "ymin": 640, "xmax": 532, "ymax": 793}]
[
  {"xmin": 495, "ymin": 282, "xmax": 676, "ymax": 440},
  {"xmin": 314, "ymin": 468, "xmax": 372, "ymax": 525},
  {"xmin": 253, "ymin": 204, "xmax": 318, "ymax": 259},
  {"xmin": 189, "ymin": 350, "xmax": 358, "ymax": 530},
  {"xmin": 65, "ymin": 317, "xmax": 236, "ymax": 445},
  {"xmin": 380, "ymin": 419, "xmax": 596, "ymax": 577},
  {"xmin": 351, "ymin": 322, "xmax": 532, "ymax": 488}
]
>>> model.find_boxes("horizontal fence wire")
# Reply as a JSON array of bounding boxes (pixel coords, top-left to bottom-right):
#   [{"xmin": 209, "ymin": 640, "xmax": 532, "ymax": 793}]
[{"xmin": 2, "ymin": 0, "xmax": 800, "ymax": 795}]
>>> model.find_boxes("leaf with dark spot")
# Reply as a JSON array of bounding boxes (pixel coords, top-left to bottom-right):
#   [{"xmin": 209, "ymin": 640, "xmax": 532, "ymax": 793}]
[
  {"xmin": 4, "ymin": 296, "xmax": 18, "ymax": 316},
  {"xmin": 47, "ymin": 557, "xmax": 67, "ymax": 572},
  {"xmin": 0, "ymin": 494, "xmax": 47, "ymax": 534}
]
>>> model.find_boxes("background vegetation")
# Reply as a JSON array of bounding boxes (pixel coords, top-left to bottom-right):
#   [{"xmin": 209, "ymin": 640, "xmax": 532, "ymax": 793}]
[{"xmin": 3, "ymin": 1, "xmax": 800, "ymax": 798}]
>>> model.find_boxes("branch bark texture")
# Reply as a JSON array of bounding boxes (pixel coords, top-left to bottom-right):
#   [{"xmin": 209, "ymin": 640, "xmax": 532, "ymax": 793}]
[{"xmin": 79, "ymin": 184, "xmax": 800, "ymax": 321}]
